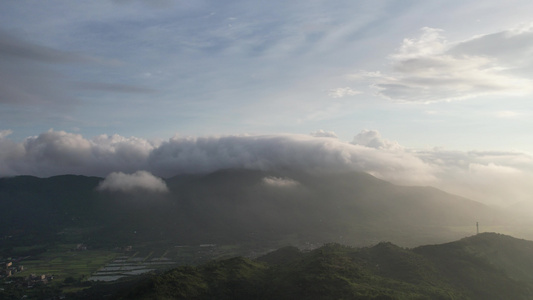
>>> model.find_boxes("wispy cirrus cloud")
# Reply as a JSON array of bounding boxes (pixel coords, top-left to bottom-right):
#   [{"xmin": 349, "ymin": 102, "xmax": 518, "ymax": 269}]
[
  {"xmin": 74, "ymin": 82, "xmax": 155, "ymax": 94},
  {"xmin": 0, "ymin": 29, "xmax": 90, "ymax": 106},
  {"xmin": 0, "ymin": 29, "xmax": 89, "ymax": 64}
]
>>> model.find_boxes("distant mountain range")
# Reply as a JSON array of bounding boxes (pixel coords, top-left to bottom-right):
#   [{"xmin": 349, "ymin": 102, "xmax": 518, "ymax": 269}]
[
  {"xmin": 0, "ymin": 169, "xmax": 524, "ymax": 251},
  {"xmin": 88, "ymin": 233, "xmax": 533, "ymax": 300}
]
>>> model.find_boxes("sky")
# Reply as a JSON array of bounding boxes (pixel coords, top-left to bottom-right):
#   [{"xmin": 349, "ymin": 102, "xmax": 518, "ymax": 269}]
[{"xmin": 1, "ymin": 0, "xmax": 533, "ymax": 206}]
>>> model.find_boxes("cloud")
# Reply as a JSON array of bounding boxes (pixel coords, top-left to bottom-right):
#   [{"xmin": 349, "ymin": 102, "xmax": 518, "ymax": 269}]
[
  {"xmin": 262, "ymin": 176, "xmax": 300, "ymax": 188},
  {"xmin": 1, "ymin": 129, "xmax": 533, "ymax": 205},
  {"xmin": 448, "ymin": 24, "xmax": 533, "ymax": 66},
  {"xmin": 0, "ymin": 29, "xmax": 88, "ymax": 106},
  {"xmin": 352, "ymin": 129, "xmax": 402, "ymax": 150},
  {"xmin": 413, "ymin": 148, "xmax": 533, "ymax": 206},
  {"xmin": 310, "ymin": 130, "xmax": 338, "ymax": 138},
  {"xmin": 0, "ymin": 28, "xmax": 140, "ymax": 110},
  {"xmin": 0, "ymin": 29, "xmax": 88, "ymax": 64},
  {"xmin": 111, "ymin": 0, "xmax": 176, "ymax": 8},
  {"xmin": 0, "ymin": 130, "xmax": 435, "ymax": 185},
  {"xmin": 147, "ymin": 134, "xmax": 436, "ymax": 184},
  {"xmin": 74, "ymin": 82, "xmax": 155, "ymax": 94},
  {"xmin": 97, "ymin": 171, "xmax": 168, "ymax": 193},
  {"xmin": 0, "ymin": 129, "xmax": 25, "ymax": 176},
  {"xmin": 358, "ymin": 26, "xmax": 533, "ymax": 103},
  {"xmin": 328, "ymin": 87, "xmax": 360, "ymax": 98},
  {"xmin": 494, "ymin": 110, "xmax": 523, "ymax": 118},
  {"xmin": 0, "ymin": 129, "xmax": 13, "ymax": 139},
  {"xmin": 1, "ymin": 130, "xmax": 154, "ymax": 177}
]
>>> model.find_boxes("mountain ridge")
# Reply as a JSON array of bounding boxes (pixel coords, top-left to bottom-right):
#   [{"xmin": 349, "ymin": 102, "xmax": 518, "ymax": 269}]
[
  {"xmin": 104, "ymin": 233, "xmax": 533, "ymax": 300},
  {"xmin": 0, "ymin": 169, "xmax": 515, "ymax": 249}
]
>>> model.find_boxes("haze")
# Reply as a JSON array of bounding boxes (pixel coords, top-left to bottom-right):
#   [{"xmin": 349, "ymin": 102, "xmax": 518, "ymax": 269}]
[{"xmin": 1, "ymin": 0, "xmax": 533, "ymax": 208}]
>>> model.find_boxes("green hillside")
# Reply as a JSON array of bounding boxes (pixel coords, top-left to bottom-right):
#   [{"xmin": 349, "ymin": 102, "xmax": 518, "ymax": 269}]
[
  {"xmin": 2, "ymin": 171, "xmax": 533, "ymax": 299},
  {"xmin": 110, "ymin": 233, "xmax": 533, "ymax": 300},
  {"xmin": 0, "ymin": 169, "xmax": 511, "ymax": 253}
]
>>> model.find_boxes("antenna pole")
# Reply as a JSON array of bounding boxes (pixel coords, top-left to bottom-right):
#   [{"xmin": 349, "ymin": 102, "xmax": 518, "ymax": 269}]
[{"xmin": 476, "ymin": 222, "xmax": 479, "ymax": 235}]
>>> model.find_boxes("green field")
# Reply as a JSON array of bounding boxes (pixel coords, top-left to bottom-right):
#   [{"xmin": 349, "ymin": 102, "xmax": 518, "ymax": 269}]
[
  {"xmin": 16, "ymin": 244, "xmax": 118, "ymax": 281},
  {"xmin": 1, "ymin": 239, "xmax": 306, "ymax": 299}
]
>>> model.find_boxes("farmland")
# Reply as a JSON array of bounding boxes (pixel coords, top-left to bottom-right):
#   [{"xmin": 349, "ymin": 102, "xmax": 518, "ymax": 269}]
[{"xmin": 0, "ymin": 239, "xmax": 286, "ymax": 299}]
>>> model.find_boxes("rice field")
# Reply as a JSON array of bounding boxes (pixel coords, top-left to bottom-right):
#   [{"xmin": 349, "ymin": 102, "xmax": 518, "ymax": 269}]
[
  {"xmin": 88, "ymin": 254, "xmax": 176, "ymax": 282},
  {"xmin": 16, "ymin": 244, "xmax": 118, "ymax": 281},
  {"xmin": 12, "ymin": 241, "xmax": 269, "ymax": 285}
]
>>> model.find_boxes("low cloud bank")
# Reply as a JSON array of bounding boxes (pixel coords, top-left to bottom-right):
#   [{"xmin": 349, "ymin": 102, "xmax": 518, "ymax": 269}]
[
  {"xmin": 1, "ymin": 129, "xmax": 533, "ymax": 205},
  {"xmin": 97, "ymin": 171, "xmax": 168, "ymax": 193}
]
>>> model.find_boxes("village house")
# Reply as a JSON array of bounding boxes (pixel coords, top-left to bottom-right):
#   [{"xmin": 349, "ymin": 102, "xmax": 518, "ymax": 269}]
[{"xmin": 0, "ymin": 260, "xmax": 24, "ymax": 278}]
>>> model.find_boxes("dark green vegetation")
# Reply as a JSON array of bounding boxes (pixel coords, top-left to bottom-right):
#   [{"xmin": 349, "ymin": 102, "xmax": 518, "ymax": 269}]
[
  {"xmin": 0, "ymin": 169, "xmax": 519, "ymax": 252},
  {"xmin": 2, "ymin": 169, "xmax": 533, "ymax": 298},
  {"xmin": 106, "ymin": 233, "xmax": 533, "ymax": 300}
]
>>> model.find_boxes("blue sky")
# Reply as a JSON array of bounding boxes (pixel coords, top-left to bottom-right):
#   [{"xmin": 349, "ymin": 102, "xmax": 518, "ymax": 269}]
[{"xmin": 1, "ymin": 0, "xmax": 533, "ymax": 206}]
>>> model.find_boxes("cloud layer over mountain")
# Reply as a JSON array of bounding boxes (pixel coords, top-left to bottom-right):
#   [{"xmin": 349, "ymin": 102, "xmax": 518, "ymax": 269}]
[{"xmin": 1, "ymin": 129, "xmax": 532, "ymax": 206}]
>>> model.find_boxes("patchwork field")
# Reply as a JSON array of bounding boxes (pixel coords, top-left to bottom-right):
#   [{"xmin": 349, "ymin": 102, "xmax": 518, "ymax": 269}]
[
  {"xmin": 11, "ymin": 241, "xmax": 269, "ymax": 283},
  {"xmin": 15, "ymin": 244, "xmax": 118, "ymax": 281}
]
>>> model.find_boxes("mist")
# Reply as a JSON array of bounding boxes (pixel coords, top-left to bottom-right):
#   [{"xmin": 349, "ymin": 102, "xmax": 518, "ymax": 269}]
[{"xmin": 97, "ymin": 171, "xmax": 169, "ymax": 194}]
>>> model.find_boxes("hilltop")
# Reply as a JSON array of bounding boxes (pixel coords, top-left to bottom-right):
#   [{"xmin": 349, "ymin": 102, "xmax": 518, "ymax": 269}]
[
  {"xmin": 0, "ymin": 169, "xmax": 512, "ymax": 253},
  {"xmin": 1, "ymin": 169, "xmax": 533, "ymax": 299},
  {"xmin": 103, "ymin": 233, "xmax": 533, "ymax": 300}
]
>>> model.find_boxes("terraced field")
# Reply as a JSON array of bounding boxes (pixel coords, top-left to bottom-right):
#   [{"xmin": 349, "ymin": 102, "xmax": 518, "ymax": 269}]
[{"xmin": 89, "ymin": 251, "xmax": 176, "ymax": 282}]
